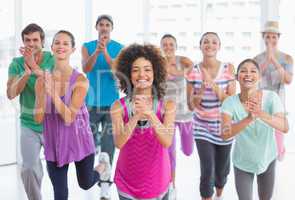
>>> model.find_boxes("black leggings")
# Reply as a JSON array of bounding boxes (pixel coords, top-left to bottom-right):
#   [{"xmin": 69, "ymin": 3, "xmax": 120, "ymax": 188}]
[
  {"xmin": 195, "ymin": 139, "xmax": 232, "ymax": 198},
  {"xmin": 46, "ymin": 153, "xmax": 100, "ymax": 200}
]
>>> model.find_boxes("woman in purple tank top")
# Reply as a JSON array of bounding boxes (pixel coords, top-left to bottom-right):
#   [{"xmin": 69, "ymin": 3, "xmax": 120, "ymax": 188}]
[
  {"xmin": 34, "ymin": 30, "xmax": 107, "ymax": 200},
  {"xmin": 111, "ymin": 44, "xmax": 176, "ymax": 200}
]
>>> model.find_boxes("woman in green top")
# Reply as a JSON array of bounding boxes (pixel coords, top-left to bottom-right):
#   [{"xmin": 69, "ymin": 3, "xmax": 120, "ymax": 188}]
[{"xmin": 221, "ymin": 59, "xmax": 288, "ymax": 200}]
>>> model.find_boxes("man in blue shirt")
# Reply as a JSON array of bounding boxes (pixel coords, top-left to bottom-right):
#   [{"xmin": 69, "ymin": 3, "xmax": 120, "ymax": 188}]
[{"xmin": 82, "ymin": 14, "xmax": 123, "ymax": 200}]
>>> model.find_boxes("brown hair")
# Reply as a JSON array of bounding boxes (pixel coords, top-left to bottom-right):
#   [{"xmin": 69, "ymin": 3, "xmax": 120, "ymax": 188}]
[
  {"xmin": 114, "ymin": 44, "xmax": 167, "ymax": 99},
  {"xmin": 21, "ymin": 23, "xmax": 45, "ymax": 45}
]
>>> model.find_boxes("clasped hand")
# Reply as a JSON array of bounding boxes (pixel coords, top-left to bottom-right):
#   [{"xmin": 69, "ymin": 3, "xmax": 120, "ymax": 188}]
[{"xmin": 132, "ymin": 95, "xmax": 153, "ymax": 120}]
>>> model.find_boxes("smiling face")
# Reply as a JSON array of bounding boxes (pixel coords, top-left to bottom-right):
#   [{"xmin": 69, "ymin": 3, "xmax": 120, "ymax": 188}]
[
  {"xmin": 23, "ymin": 32, "xmax": 43, "ymax": 54},
  {"xmin": 263, "ymin": 32, "xmax": 280, "ymax": 48},
  {"xmin": 131, "ymin": 57, "xmax": 154, "ymax": 90},
  {"xmin": 161, "ymin": 37, "xmax": 177, "ymax": 58},
  {"xmin": 51, "ymin": 33, "xmax": 75, "ymax": 60},
  {"xmin": 200, "ymin": 33, "xmax": 221, "ymax": 58},
  {"xmin": 237, "ymin": 61, "xmax": 260, "ymax": 90}
]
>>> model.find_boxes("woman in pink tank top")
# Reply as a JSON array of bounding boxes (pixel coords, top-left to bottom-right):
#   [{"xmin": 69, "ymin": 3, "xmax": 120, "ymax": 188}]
[{"xmin": 111, "ymin": 44, "xmax": 176, "ymax": 200}]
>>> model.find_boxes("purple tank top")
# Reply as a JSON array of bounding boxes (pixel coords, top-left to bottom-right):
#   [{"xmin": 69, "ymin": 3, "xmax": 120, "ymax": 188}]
[
  {"xmin": 114, "ymin": 97, "xmax": 171, "ymax": 198},
  {"xmin": 43, "ymin": 69, "xmax": 95, "ymax": 167}
]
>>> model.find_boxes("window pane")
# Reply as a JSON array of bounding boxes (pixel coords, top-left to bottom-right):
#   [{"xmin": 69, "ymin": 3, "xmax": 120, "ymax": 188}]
[
  {"xmin": 0, "ymin": 0, "xmax": 17, "ymax": 165},
  {"xmin": 22, "ymin": 0, "xmax": 85, "ymax": 69},
  {"xmin": 280, "ymin": 0, "xmax": 295, "ymax": 153},
  {"xmin": 92, "ymin": 0, "xmax": 144, "ymax": 45}
]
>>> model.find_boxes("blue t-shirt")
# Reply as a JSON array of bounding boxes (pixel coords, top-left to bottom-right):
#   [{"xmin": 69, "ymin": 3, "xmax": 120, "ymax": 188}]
[{"xmin": 83, "ymin": 40, "xmax": 123, "ymax": 107}]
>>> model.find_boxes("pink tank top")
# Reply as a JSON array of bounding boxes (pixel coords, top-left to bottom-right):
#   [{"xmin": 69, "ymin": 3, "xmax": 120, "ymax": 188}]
[{"xmin": 114, "ymin": 97, "xmax": 171, "ymax": 198}]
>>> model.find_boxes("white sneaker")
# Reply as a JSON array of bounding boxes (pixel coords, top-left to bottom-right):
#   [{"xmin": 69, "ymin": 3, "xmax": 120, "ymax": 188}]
[
  {"xmin": 95, "ymin": 152, "xmax": 112, "ymax": 200},
  {"xmin": 100, "ymin": 182, "xmax": 111, "ymax": 200},
  {"xmin": 98, "ymin": 152, "xmax": 111, "ymax": 181},
  {"xmin": 213, "ymin": 195, "xmax": 223, "ymax": 200},
  {"xmin": 168, "ymin": 185, "xmax": 177, "ymax": 200}
]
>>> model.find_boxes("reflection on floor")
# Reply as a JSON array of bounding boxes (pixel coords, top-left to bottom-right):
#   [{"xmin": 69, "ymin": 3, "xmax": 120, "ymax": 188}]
[{"xmin": 0, "ymin": 137, "xmax": 294, "ymax": 200}]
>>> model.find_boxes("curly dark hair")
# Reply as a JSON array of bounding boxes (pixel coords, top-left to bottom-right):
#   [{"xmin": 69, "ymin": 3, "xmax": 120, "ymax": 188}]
[{"xmin": 114, "ymin": 44, "xmax": 167, "ymax": 99}]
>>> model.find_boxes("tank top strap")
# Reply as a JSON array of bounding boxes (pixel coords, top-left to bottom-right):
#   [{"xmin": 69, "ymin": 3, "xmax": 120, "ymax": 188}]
[
  {"xmin": 175, "ymin": 56, "xmax": 181, "ymax": 70},
  {"xmin": 194, "ymin": 63, "xmax": 201, "ymax": 72},
  {"xmin": 64, "ymin": 69, "xmax": 80, "ymax": 103},
  {"xmin": 119, "ymin": 97, "xmax": 129, "ymax": 123},
  {"xmin": 69, "ymin": 69, "xmax": 80, "ymax": 85}
]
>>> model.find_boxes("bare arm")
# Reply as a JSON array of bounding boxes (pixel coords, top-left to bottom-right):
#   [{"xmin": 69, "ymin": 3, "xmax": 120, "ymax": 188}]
[
  {"xmin": 46, "ymin": 74, "xmax": 89, "ymax": 124},
  {"xmin": 258, "ymin": 112, "xmax": 288, "ymax": 133},
  {"xmin": 187, "ymin": 82, "xmax": 205, "ymax": 111},
  {"xmin": 221, "ymin": 113, "xmax": 254, "ymax": 140},
  {"xmin": 6, "ymin": 72, "xmax": 30, "ymax": 100},
  {"xmin": 211, "ymin": 64, "xmax": 236, "ymax": 102},
  {"xmin": 146, "ymin": 100, "xmax": 176, "ymax": 148},
  {"xmin": 34, "ymin": 77, "xmax": 46, "ymax": 123},
  {"xmin": 166, "ymin": 56, "xmax": 193, "ymax": 77},
  {"xmin": 272, "ymin": 54, "xmax": 293, "ymax": 84},
  {"xmin": 81, "ymin": 46, "xmax": 100, "ymax": 73},
  {"xmin": 102, "ymin": 49, "xmax": 113, "ymax": 69},
  {"xmin": 180, "ymin": 56, "xmax": 194, "ymax": 75},
  {"xmin": 111, "ymin": 101, "xmax": 141, "ymax": 149}
]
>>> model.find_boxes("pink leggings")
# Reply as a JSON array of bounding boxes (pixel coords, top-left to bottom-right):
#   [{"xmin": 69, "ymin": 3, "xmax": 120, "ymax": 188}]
[
  {"xmin": 275, "ymin": 130, "xmax": 285, "ymax": 161},
  {"xmin": 168, "ymin": 121, "xmax": 193, "ymax": 171}
]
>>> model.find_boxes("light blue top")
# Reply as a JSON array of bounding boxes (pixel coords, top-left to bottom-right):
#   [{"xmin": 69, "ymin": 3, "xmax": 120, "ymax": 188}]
[
  {"xmin": 83, "ymin": 39, "xmax": 123, "ymax": 107},
  {"xmin": 221, "ymin": 90, "xmax": 284, "ymax": 174}
]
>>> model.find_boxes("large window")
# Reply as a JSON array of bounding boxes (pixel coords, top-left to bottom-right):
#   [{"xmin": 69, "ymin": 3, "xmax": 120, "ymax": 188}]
[
  {"xmin": 148, "ymin": 0, "xmax": 261, "ymax": 66},
  {"xmin": 92, "ymin": 0, "xmax": 144, "ymax": 45},
  {"xmin": 280, "ymin": 0, "xmax": 295, "ymax": 153},
  {"xmin": 22, "ymin": 0, "xmax": 85, "ymax": 69},
  {"xmin": 0, "ymin": 0, "xmax": 17, "ymax": 165}
]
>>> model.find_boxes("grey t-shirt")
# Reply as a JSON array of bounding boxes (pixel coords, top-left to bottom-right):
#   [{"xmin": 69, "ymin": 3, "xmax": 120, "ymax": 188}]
[
  {"xmin": 164, "ymin": 56, "xmax": 193, "ymax": 122},
  {"xmin": 254, "ymin": 51, "xmax": 293, "ymax": 104}
]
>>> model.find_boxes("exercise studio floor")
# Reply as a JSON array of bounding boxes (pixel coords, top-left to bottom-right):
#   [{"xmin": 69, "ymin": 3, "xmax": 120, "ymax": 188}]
[{"xmin": 0, "ymin": 129, "xmax": 294, "ymax": 200}]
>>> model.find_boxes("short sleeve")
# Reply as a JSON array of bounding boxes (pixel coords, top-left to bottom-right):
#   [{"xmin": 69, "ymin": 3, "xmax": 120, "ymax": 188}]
[
  {"xmin": 8, "ymin": 58, "xmax": 22, "ymax": 78},
  {"xmin": 283, "ymin": 54, "xmax": 293, "ymax": 74},
  {"xmin": 185, "ymin": 65, "xmax": 201, "ymax": 83},
  {"xmin": 221, "ymin": 96, "xmax": 235, "ymax": 117},
  {"xmin": 112, "ymin": 43, "xmax": 124, "ymax": 58},
  {"xmin": 225, "ymin": 63, "xmax": 235, "ymax": 81}
]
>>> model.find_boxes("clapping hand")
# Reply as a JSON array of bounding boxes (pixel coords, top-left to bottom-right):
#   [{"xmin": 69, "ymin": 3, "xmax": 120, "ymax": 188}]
[
  {"xmin": 245, "ymin": 93, "xmax": 262, "ymax": 119},
  {"xmin": 95, "ymin": 33, "xmax": 108, "ymax": 54},
  {"xmin": 19, "ymin": 47, "xmax": 38, "ymax": 70},
  {"xmin": 266, "ymin": 41, "xmax": 277, "ymax": 65},
  {"xmin": 201, "ymin": 67, "xmax": 214, "ymax": 88},
  {"xmin": 44, "ymin": 71, "xmax": 58, "ymax": 98},
  {"xmin": 132, "ymin": 95, "xmax": 153, "ymax": 119}
]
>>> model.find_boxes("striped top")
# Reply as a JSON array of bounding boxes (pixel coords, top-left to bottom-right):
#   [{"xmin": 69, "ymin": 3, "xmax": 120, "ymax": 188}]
[{"xmin": 186, "ymin": 63, "xmax": 235, "ymax": 145}]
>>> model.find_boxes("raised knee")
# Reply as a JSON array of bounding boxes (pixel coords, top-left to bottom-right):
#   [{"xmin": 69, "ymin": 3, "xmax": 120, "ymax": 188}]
[{"xmin": 79, "ymin": 182, "xmax": 92, "ymax": 190}]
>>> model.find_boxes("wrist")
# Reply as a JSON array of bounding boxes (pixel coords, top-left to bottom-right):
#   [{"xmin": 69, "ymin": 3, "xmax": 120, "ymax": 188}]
[
  {"xmin": 257, "ymin": 111, "xmax": 267, "ymax": 119},
  {"xmin": 23, "ymin": 70, "xmax": 32, "ymax": 77},
  {"xmin": 103, "ymin": 48, "xmax": 109, "ymax": 56},
  {"xmin": 32, "ymin": 68, "xmax": 43, "ymax": 77},
  {"xmin": 211, "ymin": 82, "xmax": 219, "ymax": 91},
  {"xmin": 94, "ymin": 49, "xmax": 100, "ymax": 56},
  {"xmin": 133, "ymin": 113, "xmax": 141, "ymax": 121},
  {"xmin": 246, "ymin": 113, "xmax": 254, "ymax": 121}
]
